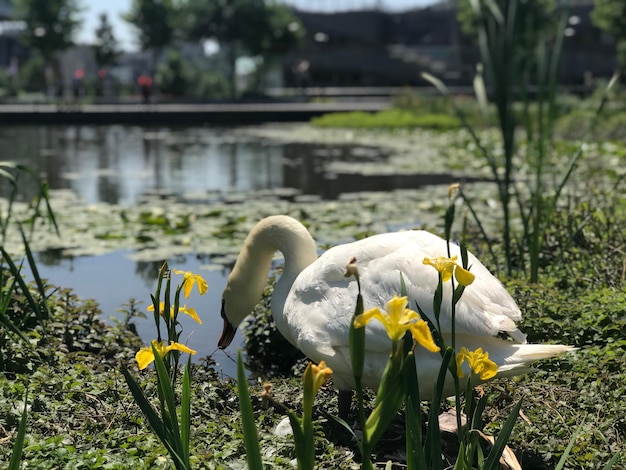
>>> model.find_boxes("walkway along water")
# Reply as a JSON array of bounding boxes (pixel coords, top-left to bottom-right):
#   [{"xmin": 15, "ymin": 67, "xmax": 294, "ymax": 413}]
[{"xmin": 0, "ymin": 100, "xmax": 390, "ymax": 125}]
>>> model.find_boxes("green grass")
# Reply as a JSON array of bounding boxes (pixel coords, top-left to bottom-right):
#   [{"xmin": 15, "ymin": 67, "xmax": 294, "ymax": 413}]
[{"xmin": 311, "ymin": 109, "xmax": 461, "ymax": 130}]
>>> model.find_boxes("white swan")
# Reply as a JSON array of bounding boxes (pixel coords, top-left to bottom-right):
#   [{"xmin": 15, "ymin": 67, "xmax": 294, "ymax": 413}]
[{"xmin": 219, "ymin": 215, "xmax": 572, "ymax": 404}]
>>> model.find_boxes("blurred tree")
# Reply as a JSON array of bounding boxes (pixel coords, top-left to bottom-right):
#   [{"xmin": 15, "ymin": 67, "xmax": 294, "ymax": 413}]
[
  {"xmin": 14, "ymin": 0, "xmax": 82, "ymax": 88},
  {"xmin": 247, "ymin": 2, "xmax": 304, "ymax": 93},
  {"xmin": 592, "ymin": 0, "xmax": 626, "ymax": 71},
  {"xmin": 93, "ymin": 13, "xmax": 121, "ymax": 69},
  {"xmin": 156, "ymin": 47, "xmax": 230, "ymax": 99},
  {"xmin": 124, "ymin": 0, "xmax": 179, "ymax": 70},
  {"xmin": 156, "ymin": 49, "xmax": 192, "ymax": 96},
  {"xmin": 183, "ymin": 0, "xmax": 302, "ymax": 97}
]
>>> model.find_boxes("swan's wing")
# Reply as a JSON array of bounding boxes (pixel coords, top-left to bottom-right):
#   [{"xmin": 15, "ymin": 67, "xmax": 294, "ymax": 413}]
[
  {"xmin": 284, "ymin": 248, "xmax": 394, "ymax": 390},
  {"xmin": 357, "ymin": 231, "xmax": 526, "ymax": 342},
  {"xmin": 283, "ymin": 230, "xmax": 526, "ymax": 386}
]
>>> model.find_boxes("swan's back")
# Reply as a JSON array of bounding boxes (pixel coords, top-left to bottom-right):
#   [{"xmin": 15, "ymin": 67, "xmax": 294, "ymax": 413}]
[{"xmin": 283, "ymin": 230, "xmax": 525, "ymax": 388}]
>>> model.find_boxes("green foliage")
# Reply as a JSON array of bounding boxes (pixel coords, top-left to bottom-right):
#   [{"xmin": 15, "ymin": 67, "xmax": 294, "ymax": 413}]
[
  {"xmin": 153, "ymin": 48, "xmax": 230, "ymax": 99},
  {"xmin": 428, "ymin": 0, "xmax": 618, "ymax": 283},
  {"xmin": 599, "ymin": 111, "xmax": 626, "ymax": 140},
  {"xmin": 124, "ymin": 0, "xmax": 178, "ymax": 59},
  {"xmin": 242, "ymin": 277, "xmax": 306, "ymax": 376},
  {"xmin": 554, "ymin": 109, "xmax": 597, "ymax": 140},
  {"xmin": 592, "ymin": 0, "xmax": 626, "ymax": 69},
  {"xmin": 183, "ymin": 0, "xmax": 303, "ymax": 97},
  {"xmin": 311, "ymin": 109, "xmax": 461, "ymax": 130},
  {"xmin": 14, "ymin": 0, "xmax": 81, "ymax": 63},
  {"xmin": 93, "ymin": 13, "xmax": 120, "ymax": 69},
  {"xmin": 156, "ymin": 49, "xmax": 193, "ymax": 96},
  {"xmin": 1, "ymin": 162, "xmax": 57, "ymax": 377},
  {"xmin": 193, "ymin": 71, "xmax": 230, "ymax": 100}
]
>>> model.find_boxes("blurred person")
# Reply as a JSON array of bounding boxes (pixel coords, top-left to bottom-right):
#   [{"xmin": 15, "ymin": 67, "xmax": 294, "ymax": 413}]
[
  {"xmin": 137, "ymin": 71, "xmax": 153, "ymax": 104},
  {"xmin": 72, "ymin": 68, "xmax": 84, "ymax": 100}
]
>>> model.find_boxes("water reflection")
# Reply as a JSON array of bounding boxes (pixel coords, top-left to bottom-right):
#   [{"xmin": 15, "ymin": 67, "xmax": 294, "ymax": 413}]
[
  {"xmin": 2, "ymin": 125, "xmax": 287, "ymax": 205},
  {"xmin": 4, "ymin": 125, "xmax": 436, "ymax": 206}
]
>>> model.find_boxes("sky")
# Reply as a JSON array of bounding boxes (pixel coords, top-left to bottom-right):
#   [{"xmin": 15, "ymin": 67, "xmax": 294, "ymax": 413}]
[{"xmin": 78, "ymin": 0, "xmax": 437, "ymax": 52}]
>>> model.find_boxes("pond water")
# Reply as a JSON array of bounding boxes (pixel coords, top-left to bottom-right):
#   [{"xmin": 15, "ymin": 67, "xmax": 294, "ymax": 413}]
[
  {"xmin": 2, "ymin": 125, "xmax": 396, "ymax": 205},
  {"xmin": 5, "ymin": 124, "xmax": 442, "ymax": 378}
]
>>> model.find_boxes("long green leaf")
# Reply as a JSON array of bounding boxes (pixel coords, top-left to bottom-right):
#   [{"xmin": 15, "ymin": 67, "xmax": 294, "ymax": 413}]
[
  {"xmin": 0, "ymin": 274, "xmax": 28, "ymax": 342},
  {"xmin": 181, "ymin": 360, "xmax": 192, "ymax": 465},
  {"xmin": 554, "ymin": 422, "xmax": 583, "ymax": 470},
  {"xmin": 121, "ymin": 362, "xmax": 188, "ymax": 469},
  {"xmin": 601, "ymin": 453, "xmax": 622, "ymax": 470},
  {"xmin": 287, "ymin": 410, "xmax": 314, "ymax": 470},
  {"xmin": 236, "ymin": 350, "xmax": 263, "ymax": 470},
  {"xmin": 8, "ymin": 388, "xmax": 29, "ymax": 470},
  {"xmin": 365, "ymin": 359, "xmax": 405, "ymax": 448},
  {"xmin": 425, "ymin": 347, "xmax": 453, "ymax": 469},
  {"xmin": 482, "ymin": 398, "xmax": 523, "ymax": 470},
  {"xmin": 152, "ymin": 344, "xmax": 183, "ymax": 460},
  {"xmin": 1, "ymin": 247, "xmax": 46, "ymax": 328},
  {"xmin": 120, "ymin": 365, "xmax": 169, "ymax": 447},
  {"xmin": 20, "ymin": 228, "xmax": 50, "ymax": 319},
  {"xmin": 403, "ymin": 337, "xmax": 426, "ymax": 470}
]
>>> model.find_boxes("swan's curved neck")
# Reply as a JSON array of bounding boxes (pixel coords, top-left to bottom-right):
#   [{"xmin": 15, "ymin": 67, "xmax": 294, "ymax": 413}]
[{"xmin": 223, "ymin": 216, "xmax": 318, "ymax": 328}]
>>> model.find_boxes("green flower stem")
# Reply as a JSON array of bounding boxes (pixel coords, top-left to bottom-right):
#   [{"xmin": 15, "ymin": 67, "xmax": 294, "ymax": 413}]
[{"xmin": 349, "ymin": 290, "xmax": 367, "ymax": 432}]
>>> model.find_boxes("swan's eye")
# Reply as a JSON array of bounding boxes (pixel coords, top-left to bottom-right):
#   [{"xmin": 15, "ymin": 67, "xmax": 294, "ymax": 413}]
[{"xmin": 220, "ymin": 298, "xmax": 226, "ymax": 319}]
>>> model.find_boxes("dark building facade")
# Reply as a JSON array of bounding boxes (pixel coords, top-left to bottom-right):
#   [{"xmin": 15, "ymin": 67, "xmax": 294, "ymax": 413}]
[{"xmin": 284, "ymin": 2, "xmax": 616, "ymax": 89}]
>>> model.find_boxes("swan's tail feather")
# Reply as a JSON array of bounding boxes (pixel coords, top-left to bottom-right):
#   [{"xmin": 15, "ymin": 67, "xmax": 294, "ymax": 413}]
[{"xmin": 497, "ymin": 344, "xmax": 576, "ymax": 375}]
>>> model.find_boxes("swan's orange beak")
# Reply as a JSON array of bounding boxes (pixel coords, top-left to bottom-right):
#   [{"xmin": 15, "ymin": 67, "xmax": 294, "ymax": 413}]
[{"xmin": 218, "ymin": 299, "xmax": 236, "ymax": 349}]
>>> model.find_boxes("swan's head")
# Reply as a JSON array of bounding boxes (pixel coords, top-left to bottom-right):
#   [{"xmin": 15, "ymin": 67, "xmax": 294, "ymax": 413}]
[
  {"xmin": 218, "ymin": 298, "xmax": 237, "ymax": 349},
  {"xmin": 218, "ymin": 268, "xmax": 267, "ymax": 349}
]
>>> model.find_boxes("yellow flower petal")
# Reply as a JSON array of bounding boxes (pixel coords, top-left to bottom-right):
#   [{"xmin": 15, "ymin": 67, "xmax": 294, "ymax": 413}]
[
  {"xmin": 354, "ymin": 308, "xmax": 383, "ymax": 329},
  {"xmin": 456, "ymin": 347, "xmax": 498, "ymax": 380},
  {"xmin": 135, "ymin": 340, "xmax": 196, "ymax": 370},
  {"xmin": 423, "ymin": 256, "xmax": 457, "ymax": 282},
  {"xmin": 195, "ymin": 274, "xmax": 208, "ymax": 295},
  {"xmin": 165, "ymin": 341, "xmax": 197, "ymax": 356},
  {"xmin": 136, "ymin": 347, "xmax": 155, "ymax": 370},
  {"xmin": 179, "ymin": 305, "xmax": 202, "ymax": 324},
  {"xmin": 448, "ymin": 183, "xmax": 460, "ymax": 198},
  {"xmin": 456, "ymin": 346, "xmax": 469, "ymax": 377},
  {"xmin": 454, "ymin": 266, "xmax": 475, "ymax": 286},
  {"xmin": 409, "ymin": 320, "xmax": 440, "ymax": 353},
  {"xmin": 173, "ymin": 269, "xmax": 209, "ymax": 298},
  {"xmin": 356, "ymin": 296, "xmax": 432, "ymax": 343},
  {"xmin": 311, "ymin": 361, "xmax": 333, "ymax": 394},
  {"xmin": 146, "ymin": 302, "xmax": 174, "ymax": 319},
  {"xmin": 304, "ymin": 361, "xmax": 333, "ymax": 396}
]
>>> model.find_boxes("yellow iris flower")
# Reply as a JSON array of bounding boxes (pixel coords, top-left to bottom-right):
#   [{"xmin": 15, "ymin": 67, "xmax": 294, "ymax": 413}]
[
  {"xmin": 303, "ymin": 361, "xmax": 333, "ymax": 396},
  {"xmin": 136, "ymin": 340, "xmax": 197, "ymax": 370},
  {"xmin": 455, "ymin": 346, "xmax": 498, "ymax": 380},
  {"xmin": 147, "ymin": 302, "xmax": 202, "ymax": 324},
  {"xmin": 423, "ymin": 256, "xmax": 475, "ymax": 286},
  {"xmin": 354, "ymin": 295, "xmax": 440, "ymax": 352},
  {"xmin": 172, "ymin": 269, "xmax": 208, "ymax": 298}
]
